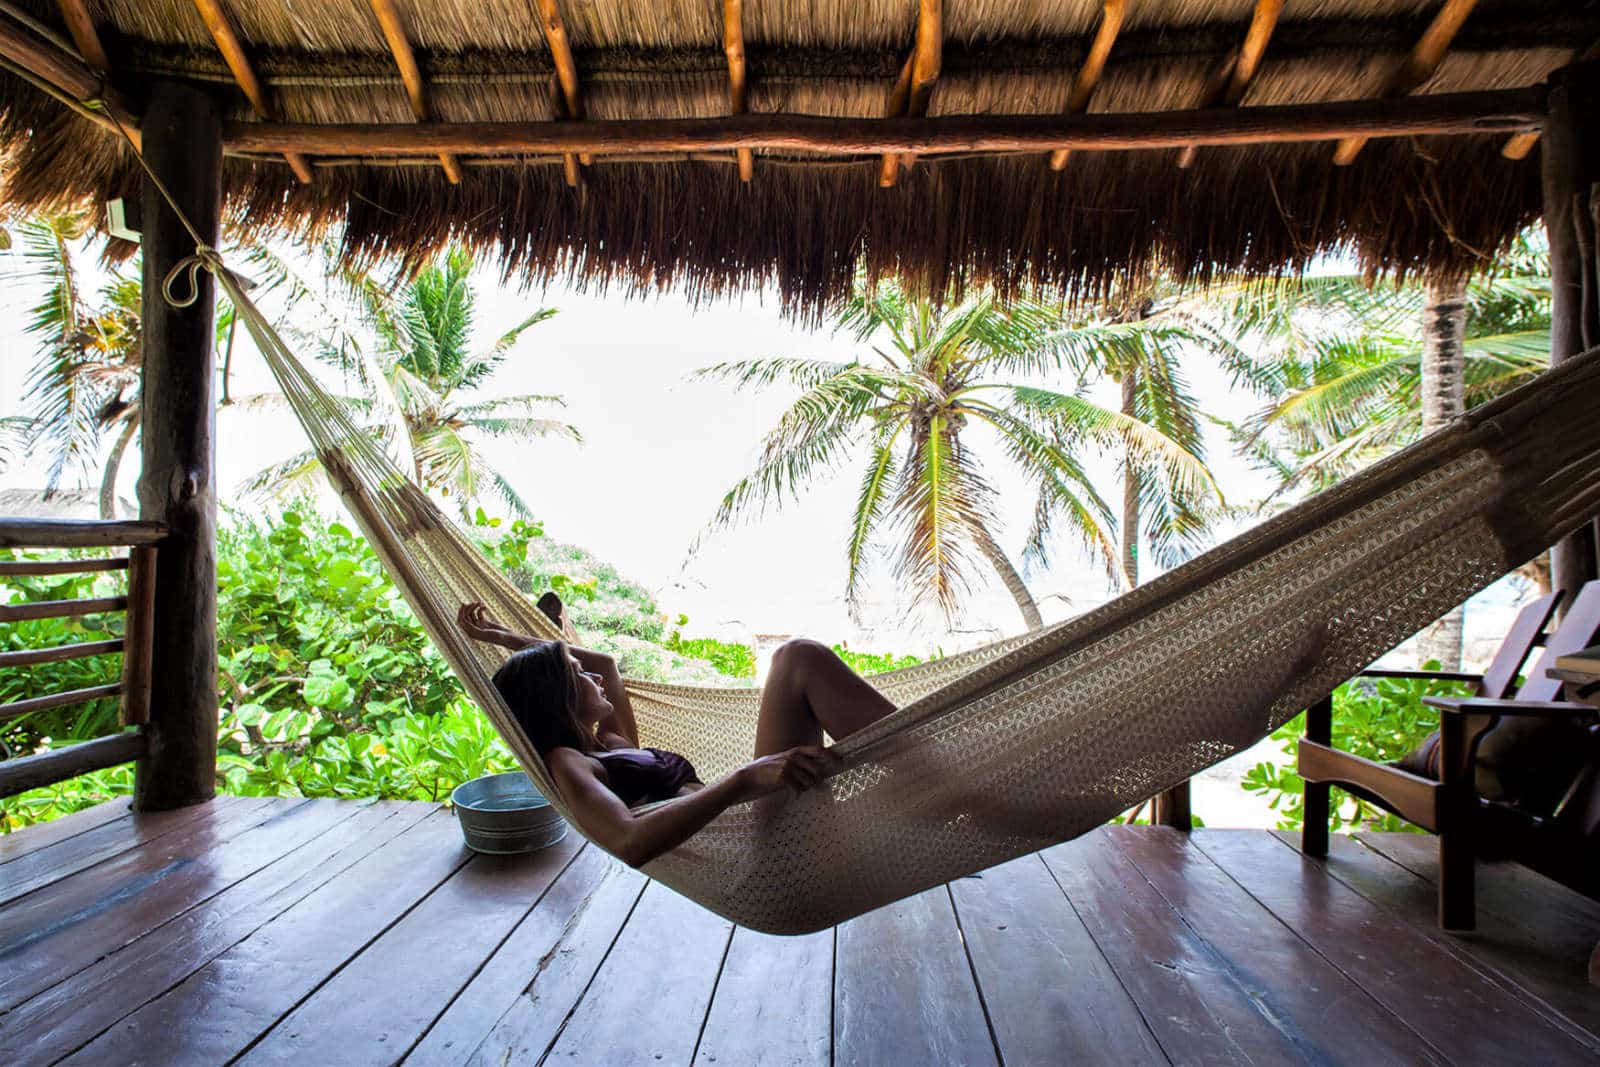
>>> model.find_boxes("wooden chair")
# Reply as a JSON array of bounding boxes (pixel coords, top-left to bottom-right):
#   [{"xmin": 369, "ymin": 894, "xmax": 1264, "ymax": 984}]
[{"xmin": 1299, "ymin": 583, "xmax": 1600, "ymax": 930}]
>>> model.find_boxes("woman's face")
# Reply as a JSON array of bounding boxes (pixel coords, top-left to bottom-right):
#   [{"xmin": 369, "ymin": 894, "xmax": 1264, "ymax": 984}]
[{"xmin": 568, "ymin": 653, "xmax": 612, "ymax": 724}]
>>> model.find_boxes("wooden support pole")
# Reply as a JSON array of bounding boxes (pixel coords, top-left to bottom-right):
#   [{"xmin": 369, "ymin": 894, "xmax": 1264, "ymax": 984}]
[
  {"xmin": 880, "ymin": 0, "xmax": 941, "ymax": 188},
  {"xmin": 1153, "ymin": 781, "xmax": 1192, "ymax": 831},
  {"xmin": 533, "ymin": 0, "xmax": 584, "ymax": 184},
  {"xmin": 1544, "ymin": 60, "xmax": 1600, "ymax": 600},
  {"xmin": 1300, "ymin": 694, "xmax": 1333, "ymax": 856},
  {"xmin": 366, "ymin": 0, "xmax": 460, "ymax": 183},
  {"xmin": 121, "ymin": 544, "xmax": 157, "ymax": 726},
  {"xmin": 722, "ymin": 0, "xmax": 752, "ymax": 182},
  {"xmin": 1050, "ymin": 0, "xmax": 1125, "ymax": 170},
  {"xmin": 226, "ymin": 86, "xmax": 1545, "ymax": 159},
  {"xmin": 1177, "ymin": 0, "xmax": 1282, "ymax": 169},
  {"xmin": 189, "ymin": 0, "xmax": 312, "ymax": 182},
  {"xmin": 1333, "ymin": 0, "xmax": 1479, "ymax": 165},
  {"xmin": 135, "ymin": 81, "xmax": 222, "ymax": 812}
]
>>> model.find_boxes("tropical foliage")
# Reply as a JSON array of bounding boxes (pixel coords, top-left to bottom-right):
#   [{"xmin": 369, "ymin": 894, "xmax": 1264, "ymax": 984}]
[
  {"xmin": 6, "ymin": 212, "xmax": 144, "ymax": 516},
  {"xmin": 242, "ymin": 245, "xmax": 580, "ymax": 519},
  {"xmin": 1213, "ymin": 243, "xmax": 1551, "ymax": 497},
  {"xmin": 700, "ymin": 282, "xmax": 1224, "ymax": 628}
]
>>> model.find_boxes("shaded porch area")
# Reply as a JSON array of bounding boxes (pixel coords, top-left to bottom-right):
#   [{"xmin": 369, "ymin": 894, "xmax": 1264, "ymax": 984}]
[{"xmin": 2, "ymin": 796, "xmax": 1598, "ymax": 1065}]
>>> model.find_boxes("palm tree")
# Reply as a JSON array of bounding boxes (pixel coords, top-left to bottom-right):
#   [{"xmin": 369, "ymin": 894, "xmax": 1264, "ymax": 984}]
[
  {"xmin": 699, "ymin": 283, "xmax": 1223, "ymax": 629},
  {"xmin": 1045, "ymin": 285, "xmax": 1242, "ymax": 589},
  {"xmin": 247, "ymin": 247, "xmax": 578, "ymax": 519},
  {"xmin": 10, "ymin": 212, "xmax": 143, "ymax": 518},
  {"xmin": 1217, "ymin": 242, "xmax": 1551, "ymax": 667}
]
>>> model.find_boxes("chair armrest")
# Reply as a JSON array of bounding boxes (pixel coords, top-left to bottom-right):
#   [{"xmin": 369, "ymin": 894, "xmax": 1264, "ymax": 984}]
[
  {"xmin": 1358, "ymin": 668, "xmax": 1483, "ymax": 685},
  {"xmin": 1421, "ymin": 696, "xmax": 1599, "ymax": 719}
]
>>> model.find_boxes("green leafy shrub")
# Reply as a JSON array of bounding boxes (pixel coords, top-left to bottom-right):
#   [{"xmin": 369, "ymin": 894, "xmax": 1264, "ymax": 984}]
[
  {"xmin": 832, "ymin": 645, "xmax": 923, "ymax": 676},
  {"xmin": 1241, "ymin": 664, "xmax": 1473, "ymax": 833},
  {"xmin": 667, "ymin": 634, "xmax": 758, "ymax": 679}
]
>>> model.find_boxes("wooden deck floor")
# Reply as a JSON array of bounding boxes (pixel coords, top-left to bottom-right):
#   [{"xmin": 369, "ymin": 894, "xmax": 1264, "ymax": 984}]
[{"xmin": 2, "ymin": 797, "xmax": 1598, "ymax": 1065}]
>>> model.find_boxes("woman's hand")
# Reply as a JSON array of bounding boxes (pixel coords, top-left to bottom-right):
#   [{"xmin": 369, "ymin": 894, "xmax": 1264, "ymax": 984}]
[
  {"xmin": 733, "ymin": 745, "xmax": 842, "ymax": 802},
  {"xmin": 458, "ymin": 602, "xmax": 522, "ymax": 649}
]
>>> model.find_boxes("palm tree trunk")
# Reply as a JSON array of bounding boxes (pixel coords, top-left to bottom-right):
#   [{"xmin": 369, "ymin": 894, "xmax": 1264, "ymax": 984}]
[
  {"xmin": 977, "ymin": 532, "xmax": 1043, "ymax": 631},
  {"xmin": 1119, "ymin": 373, "xmax": 1140, "ymax": 589},
  {"xmin": 99, "ymin": 412, "xmax": 140, "ymax": 519},
  {"xmin": 1417, "ymin": 274, "xmax": 1468, "ymax": 669}
]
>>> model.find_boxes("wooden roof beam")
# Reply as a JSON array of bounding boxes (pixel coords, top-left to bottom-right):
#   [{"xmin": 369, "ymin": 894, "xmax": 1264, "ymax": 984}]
[
  {"xmin": 1050, "ymin": 0, "xmax": 1125, "ymax": 170},
  {"xmin": 54, "ymin": 0, "xmax": 109, "ymax": 73},
  {"xmin": 880, "ymin": 0, "xmax": 941, "ymax": 188},
  {"xmin": 1177, "ymin": 0, "xmax": 1283, "ymax": 169},
  {"xmin": 723, "ymin": 0, "xmax": 752, "ymax": 181},
  {"xmin": 225, "ymin": 86, "xmax": 1545, "ymax": 158},
  {"xmin": 534, "ymin": 0, "xmax": 583, "ymax": 186},
  {"xmin": 0, "ymin": 12, "xmax": 138, "ymax": 144},
  {"xmin": 367, "ymin": 0, "xmax": 460, "ymax": 183},
  {"xmin": 1333, "ymin": 0, "xmax": 1478, "ymax": 165},
  {"xmin": 190, "ymin": 0, "xmax": 312, "ymax": 182}
]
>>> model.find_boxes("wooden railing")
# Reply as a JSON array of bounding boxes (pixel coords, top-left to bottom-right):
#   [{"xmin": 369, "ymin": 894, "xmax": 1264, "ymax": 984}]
[{"xmin": 0, "ymin": 517, "xmax": 166, "ymax": 798}]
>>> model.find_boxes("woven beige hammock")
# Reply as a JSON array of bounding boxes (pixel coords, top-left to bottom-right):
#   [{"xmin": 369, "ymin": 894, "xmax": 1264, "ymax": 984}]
[{"xmin": 219, "ymin": 263, "xmax": 1600, "ymax": 935}]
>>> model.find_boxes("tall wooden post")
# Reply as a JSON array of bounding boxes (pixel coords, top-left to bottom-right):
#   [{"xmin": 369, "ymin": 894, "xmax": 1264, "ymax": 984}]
[
  {"xmin": 1543, "ymin": 60, "xmax": 1600, "ymax": 602},
  {"xmin": 133, "ymin": 82, "xmax": 222, "ymax": 811}
]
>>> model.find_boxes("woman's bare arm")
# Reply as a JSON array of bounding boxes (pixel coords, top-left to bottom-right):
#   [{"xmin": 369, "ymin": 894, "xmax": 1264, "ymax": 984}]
[
  {"xmin": 549, "ymin": 745, "xmax": 839, "ymax": 867},
  {"xmin": 569, "ymin": 646, "xmax": 639, "ymax": 747}
]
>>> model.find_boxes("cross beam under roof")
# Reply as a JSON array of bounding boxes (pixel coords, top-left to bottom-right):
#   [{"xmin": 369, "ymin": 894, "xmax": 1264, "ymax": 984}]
[{"xmin": 222, "ymin": 87, "xmax": 1544, "ymax": 160}]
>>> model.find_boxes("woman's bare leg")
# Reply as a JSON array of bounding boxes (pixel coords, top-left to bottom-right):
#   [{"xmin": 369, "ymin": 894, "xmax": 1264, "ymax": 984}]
[{"xmin": 753, "ymin": 639, "xmax": 897, "ymax": 756}]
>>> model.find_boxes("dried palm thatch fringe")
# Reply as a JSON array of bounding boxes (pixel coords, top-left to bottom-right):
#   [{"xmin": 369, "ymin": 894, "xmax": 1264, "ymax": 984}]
[
  {"xmin": 0, "ymin": 0, "xmax": 1593, "ymax": 313},
  {"xmin": 205, "ymin": 233, "xmax": 1600, "ymax": 931}
]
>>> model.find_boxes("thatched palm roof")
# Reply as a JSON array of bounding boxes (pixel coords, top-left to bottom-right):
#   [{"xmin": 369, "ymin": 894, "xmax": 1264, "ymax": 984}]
[{"xmin": 1, "ymin": 0, "xmax": 1596, "ymax": 313}]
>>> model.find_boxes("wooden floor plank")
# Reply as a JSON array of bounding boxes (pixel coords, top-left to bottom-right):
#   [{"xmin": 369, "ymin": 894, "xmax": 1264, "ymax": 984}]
[
  {"xmin": 1107, "ymin": 827, "xmax": 1447, "ymax": 1064},
  {"xmin": 0, "ymin": 795, "xmax": 268, "ymax": 907},
  {"xmin": 537, "ymin": 880, "xmax": 734, "ymax": 1065},
  {"xmin": 404, "ymin": 845, "xmax": 646, "ymax": 1067},
  {"xmin": 1043, "ymin": 830, "xmax": 1366, "ymax": 1064},
  {"xmin": 237, "ymin": 832, "xmax": 584, "ymax": 1066},
  {"xmin": 949, "ymin": 853, "xmax": 1167, "ymax": 1065},
  {"xmin": 0, "ymin": 797, "xmax": 320, "ymax": 1012},
  {"xmin": 57, "ymin": 809, "xmax": 470, "ymax": 1065},
  {"xmin": 694, "ymin": 924, "xmax": 833, "ymax": 1067},
  {"xmin": 0, "ymin": 798, "xmax": 132, "ymax": 865},
  {"xmin": 1298, "ymin": 830, "xmax": 1600, "ymax": 1044},
  {"xmin": 0, "ymin": 800, "xmax": 424, "ymax": 1067},
  {"xmin": 1192, "ymin": 829, "xmax": 1596, "ymax": 1064},
  {"xmin": 834, "ymin": 883, "xmax": 997, "ymax": 1067}
]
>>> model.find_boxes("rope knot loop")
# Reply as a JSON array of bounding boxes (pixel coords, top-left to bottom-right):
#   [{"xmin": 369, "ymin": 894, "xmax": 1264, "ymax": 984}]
[{"xmin": 161, "ymin": 247, "xmax": 223, "ymax": 308}]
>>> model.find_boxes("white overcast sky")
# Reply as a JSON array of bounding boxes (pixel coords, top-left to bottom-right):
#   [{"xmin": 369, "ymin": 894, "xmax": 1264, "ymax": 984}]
[{"xmin": 3, "ymin": 238, "xmax": 1516, "ymax": 655}]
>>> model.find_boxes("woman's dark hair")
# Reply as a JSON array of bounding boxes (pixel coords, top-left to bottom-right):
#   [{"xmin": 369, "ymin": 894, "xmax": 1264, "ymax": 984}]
[{"xmin": 491, "ymin": 640, "xmax": 596, "ymax": 756}]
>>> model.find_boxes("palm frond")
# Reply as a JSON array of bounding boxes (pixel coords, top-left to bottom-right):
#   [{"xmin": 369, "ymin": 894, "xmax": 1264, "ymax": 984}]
[{"xmin": 843, "ymin": 419, "xmax": 906, "ymax": 606}]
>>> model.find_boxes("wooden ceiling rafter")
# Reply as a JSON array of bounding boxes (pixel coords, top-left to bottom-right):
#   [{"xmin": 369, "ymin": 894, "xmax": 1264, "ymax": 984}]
[
  {"xmin": 189, "ymin": 0, "xmax": 312, "ymax": 182},
  {"xmin": 366, "ymin": 0, "xmax": 460, "ymax": 183},
  {"xmin": 1177, "ymin": 0, "xmax": 1283, "ymax": 169},
  {"xmin": 880, "ymin": 0, "xmax": 941, "ymax": 188},
  {"xmin": 533, "ymin": 0, "xmax": 584, "ymax": 186},
  {"xmin": 53, "ymin": 0, "xmax": 108, "ymax": 73},
  {"xmin": 1333, "ymin": 0, "xmax": 1479, "ymax": 165},
  {"xmin": 1050, "ymin": 0, "xmax": 1125, "ymax": 170},
  {"xmin": 723, "ymin": 0, "xmax": 752, "ymax": 182}
]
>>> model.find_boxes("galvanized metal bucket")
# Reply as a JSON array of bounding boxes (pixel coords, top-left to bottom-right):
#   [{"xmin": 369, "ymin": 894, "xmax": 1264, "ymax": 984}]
[{"xmin": 450, "ymin": 771, "xmax": 568, "ymax": 855}]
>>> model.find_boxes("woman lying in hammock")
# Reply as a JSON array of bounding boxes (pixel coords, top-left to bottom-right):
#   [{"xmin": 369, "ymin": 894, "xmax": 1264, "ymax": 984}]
[{"xmin": 457, "ymin": 602, "xmax": 895, "ymax": 867}]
